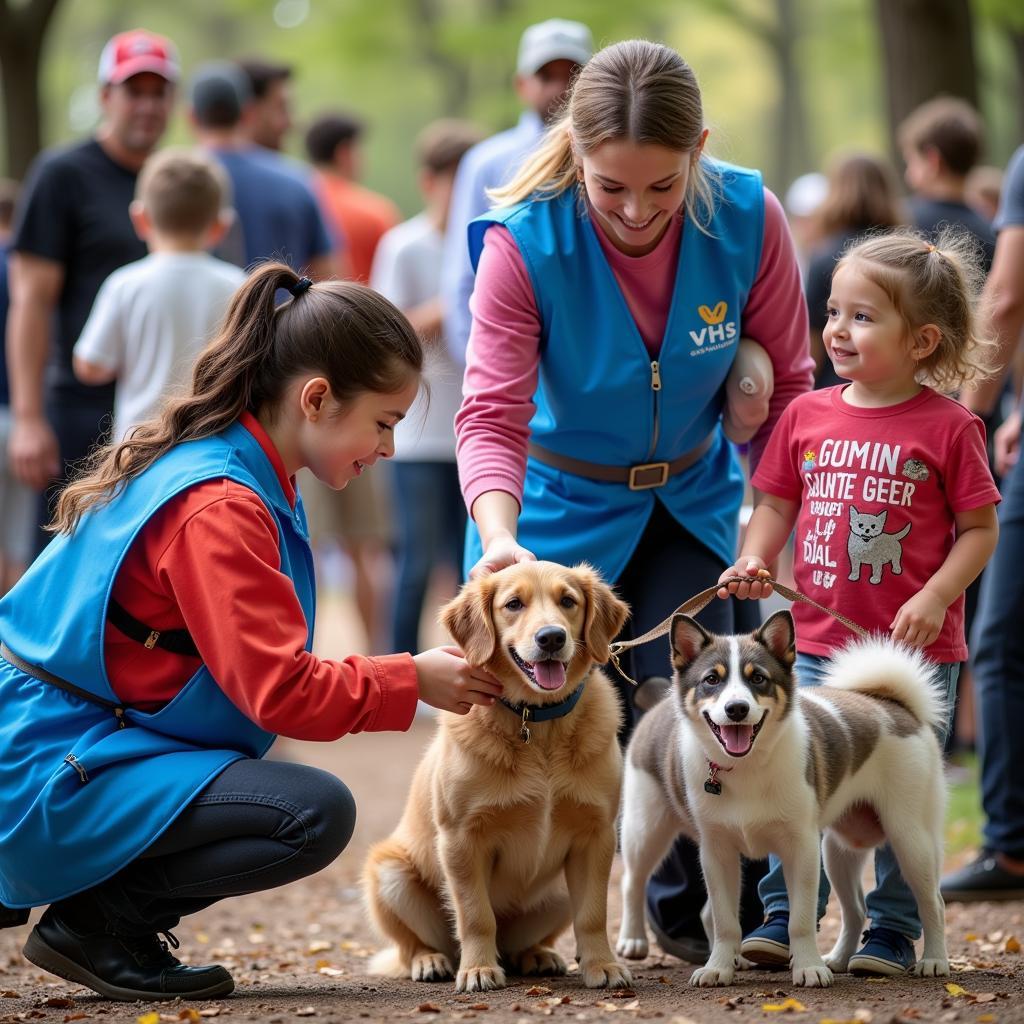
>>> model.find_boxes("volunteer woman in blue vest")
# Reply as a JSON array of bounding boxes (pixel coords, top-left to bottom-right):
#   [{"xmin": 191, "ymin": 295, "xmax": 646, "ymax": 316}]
[
  {"xmin": 456, "ymin": 39, "xmax": 813, "ymax": 963},
  {"xmin": 0, "ymin": 263, "xmax": 502, "ymax": 1002}
]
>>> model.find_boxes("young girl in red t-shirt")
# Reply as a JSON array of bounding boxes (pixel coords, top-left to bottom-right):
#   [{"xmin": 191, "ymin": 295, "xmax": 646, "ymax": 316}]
[{"xmin": 718, "ymin": 228, "xmax": 1000, "ymax": 977}]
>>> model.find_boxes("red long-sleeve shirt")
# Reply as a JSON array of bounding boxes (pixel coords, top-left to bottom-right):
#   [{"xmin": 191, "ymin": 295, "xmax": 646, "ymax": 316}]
[{"xmin": 105, "ymin": 412, "xmax": 419, "ymax": 739}]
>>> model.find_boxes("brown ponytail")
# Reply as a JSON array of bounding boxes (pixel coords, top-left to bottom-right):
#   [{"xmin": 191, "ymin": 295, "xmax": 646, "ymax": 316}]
[{"xmin": 52, "ymin": 262, "xmax": 422, "ymax": 534}]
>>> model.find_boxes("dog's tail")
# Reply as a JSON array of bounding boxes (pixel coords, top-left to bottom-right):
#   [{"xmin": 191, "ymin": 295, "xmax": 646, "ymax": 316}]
[
  {"xmin": 820, "ymin": 635, "xmax": 947, "ymax": 732},
  {"xmin": 368, "ymin": 946, "xmax": 407, "ymax": 977}
]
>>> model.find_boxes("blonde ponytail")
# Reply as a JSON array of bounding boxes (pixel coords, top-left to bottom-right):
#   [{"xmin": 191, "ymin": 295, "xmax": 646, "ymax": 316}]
[{"xmin": 488, "ymin": 115, "xmax": 576, "ymax": 207}]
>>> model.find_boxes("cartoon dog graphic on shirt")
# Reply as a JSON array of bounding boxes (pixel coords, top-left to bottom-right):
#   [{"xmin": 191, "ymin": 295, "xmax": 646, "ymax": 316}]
[{"xmin": 847, "ymin": 506, "xmax": 912, "ymax": 584}]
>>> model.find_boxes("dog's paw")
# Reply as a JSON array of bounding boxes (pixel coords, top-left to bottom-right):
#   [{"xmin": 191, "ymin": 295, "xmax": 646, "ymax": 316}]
[
  {"xmin": 456, "ymin": 964, "xmax": 506, "ymax": 992},
  {"xmin": 823, "ymin": 951, "xmax": 851, "ymax": 973},
  {"xmin": 581, "ymin": 961, "xmax": 632, "ymax": 989},
  {"xmin": 912, "ymin": 957, "xmax": 950, "ymax": 978},
  {"xmin": 615, "ymin": 935, "xmax": 649, "ymax": 960},
  {"xmin": 735, "ymin": 954, "xmax": 756, "ymax": 971},
  {"xmin": 792, "ymin": 963, "xmax": 834, "ymax": 988},
  {"xmin": 517, "ymin": 947, "xmax": 568, "ymax": 977},
  {"xmin": 410, "ymin": 952, "xmax": 454, "ymax": 982},
  {"xmin": 689, "ymin": 963, "xmax": 734, "ymax": 987}
]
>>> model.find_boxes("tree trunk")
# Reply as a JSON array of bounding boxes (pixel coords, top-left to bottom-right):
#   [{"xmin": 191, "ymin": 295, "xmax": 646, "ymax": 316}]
[
  {"xmin": 874, "ymin": 0, "xmax": 978, "ymax": 161},
  {"xmin": 0, "ymin": 0, "xmax": 63, "ymax": 180},
  {"xmin": 773, "ymin": 0, "xmax": 813, "ymax": 192}
]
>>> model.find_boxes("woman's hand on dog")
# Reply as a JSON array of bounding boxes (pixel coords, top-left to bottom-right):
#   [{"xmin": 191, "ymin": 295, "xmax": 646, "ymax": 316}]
[
  {"xmin": 470, "ymin": 530, "xmax": 537, "ymax": 580},
  {"xmin": 717, "ymin": 558, "xmax": 773, "ymax": 600},
  {"xmin": 413, "ymin": 646, "xmax": 504, "ymax": 714}
]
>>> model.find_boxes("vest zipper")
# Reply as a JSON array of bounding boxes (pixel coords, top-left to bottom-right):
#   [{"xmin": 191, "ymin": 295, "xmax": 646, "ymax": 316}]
[
  {"xmin": 63, "ymin": 754, "xmax": 89, "ymax": 784},
  {"xmin": 647, "ymin": 360, "xmax": 662, "ymax": 459}
]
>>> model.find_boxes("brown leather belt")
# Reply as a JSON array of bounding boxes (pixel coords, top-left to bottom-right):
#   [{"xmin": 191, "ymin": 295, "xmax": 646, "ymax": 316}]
[{"xmin": 527, "ymin": 432, "xmax": 714, "ymax": 491}]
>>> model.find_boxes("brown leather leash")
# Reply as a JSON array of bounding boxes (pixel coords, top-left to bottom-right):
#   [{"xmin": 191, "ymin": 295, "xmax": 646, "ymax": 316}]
[{"xmin": 606, "ymin": 574, "xmax": 871, "ymax": 687}]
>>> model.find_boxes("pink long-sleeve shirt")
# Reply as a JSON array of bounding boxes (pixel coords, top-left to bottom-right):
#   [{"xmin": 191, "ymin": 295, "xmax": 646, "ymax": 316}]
[{"xmin": 456, "ymin": 188, "xmax": 813, "ymax": 514}]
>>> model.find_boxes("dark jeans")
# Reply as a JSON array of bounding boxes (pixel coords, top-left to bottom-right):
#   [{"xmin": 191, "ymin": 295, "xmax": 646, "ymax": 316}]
[
  {"xmin": 973, "ymin": 451, "xmax": 1024, "ymax": 859},
  {"xmin": 391, "ymin": 460, "xmax": 466, "ymax": 653},
  {"xmin": 35, "ymin": 393, "xmax": 113, "ymax": 556},
  {"xmin": 54, "ymin": 759, "xmax": 356, "ymax": 936},
  {"xmin": 609, "ymin": 500, "xmax": 767, "ymax": 941}
]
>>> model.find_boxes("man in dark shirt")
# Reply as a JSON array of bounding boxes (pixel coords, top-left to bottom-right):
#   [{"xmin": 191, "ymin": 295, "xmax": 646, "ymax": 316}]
[
  {"xmin": 7, "ymin": 29, "xmax": 177, "ymax": 551},
  {"xmin": 899, "ymin": 96, "xmax": 997, "ymax": 271},
  {"xmin": 187, "ymin": 63, "xmax": 333, "ymax": 279}
]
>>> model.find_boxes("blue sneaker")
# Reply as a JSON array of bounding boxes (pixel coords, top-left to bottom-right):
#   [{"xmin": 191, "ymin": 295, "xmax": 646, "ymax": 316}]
[
  {"xmin": 848, "ymin": 927, "xmax": 915, "ymax": 976},
  {"xmin": 740, "ymin": 912, "xmax": 790, "ymax": 968}
]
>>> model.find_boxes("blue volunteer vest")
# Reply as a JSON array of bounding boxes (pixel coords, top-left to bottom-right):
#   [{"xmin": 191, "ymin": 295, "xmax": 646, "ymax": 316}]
[
  {"xmin": 465, "ymin": 162, "xmax": 765, "ymax": 581},
  {"xmin": 0, "ymin": 421, "xmax": 315, "ymax": 907}
]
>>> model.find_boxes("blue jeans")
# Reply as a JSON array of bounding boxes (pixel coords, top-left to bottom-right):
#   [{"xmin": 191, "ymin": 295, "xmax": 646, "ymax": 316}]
[
  {"xmin": 757, "ymin": 651, "xmax": 959, "ymax": 939},
  {"xmin": 974, "ymin": 451, "xmax": 1024, "ymax": 859},
  {"xmin": 390, "ymin": 461, "xmax": 465, "ymax": 654}
]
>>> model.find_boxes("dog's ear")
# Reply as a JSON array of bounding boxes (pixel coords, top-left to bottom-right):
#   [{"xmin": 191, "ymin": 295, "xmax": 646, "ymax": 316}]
[
  {"xmin": 440, "ymin": 577, "xmax": 497, "ymax": 666},
  {"xmin": 575, "ymin": 563, "xmax": 629, "ymax": 664},
  {"xmin": 670, "ymin": 614, "xmax": 712, "ymax": 665},
  {"xmin": 753, "ymin": 610, "xmax": 795, "ymax": 666}
]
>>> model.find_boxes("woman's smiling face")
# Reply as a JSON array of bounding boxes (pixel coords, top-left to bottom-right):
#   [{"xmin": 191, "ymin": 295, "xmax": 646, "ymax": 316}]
[{"xmin": 579, "ymin": 135, "xmax": 705, "ymax": 257}]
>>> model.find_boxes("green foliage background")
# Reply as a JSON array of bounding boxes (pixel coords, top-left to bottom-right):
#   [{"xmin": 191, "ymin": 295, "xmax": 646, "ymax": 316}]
[{"xmin": 20, "ymin": 0, "xmax": 1024, "ymax": 214}]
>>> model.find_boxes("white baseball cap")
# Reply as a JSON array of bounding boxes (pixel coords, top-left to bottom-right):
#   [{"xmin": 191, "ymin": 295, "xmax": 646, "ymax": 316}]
[{"xmin": 517, "ymin": 19, "xmax": 593, "ymax": 77}]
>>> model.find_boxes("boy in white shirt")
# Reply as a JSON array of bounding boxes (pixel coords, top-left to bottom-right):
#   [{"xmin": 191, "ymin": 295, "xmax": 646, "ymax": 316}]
[
  {"xmin": 74, "ymin": 147, "xmax": 245, "ymax": 440},
  {"xmin": 370, "ymin": 119, "xmax": 481, "ymax": 654}
]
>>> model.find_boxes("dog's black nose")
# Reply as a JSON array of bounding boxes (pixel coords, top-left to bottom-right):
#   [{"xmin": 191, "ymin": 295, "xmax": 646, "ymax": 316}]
[
  {"xmin": 535, "ymin": 626, "xmax": 567, "ymax": 653},
  {"xmin": 725, "ymin": 700, "xmax": 749, "ymax": 722}
]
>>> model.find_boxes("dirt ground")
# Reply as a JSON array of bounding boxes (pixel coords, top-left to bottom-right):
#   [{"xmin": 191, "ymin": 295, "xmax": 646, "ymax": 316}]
[{"xmin": 2, "ymin": 717, "xmax": 1023, "ymax": 1024}]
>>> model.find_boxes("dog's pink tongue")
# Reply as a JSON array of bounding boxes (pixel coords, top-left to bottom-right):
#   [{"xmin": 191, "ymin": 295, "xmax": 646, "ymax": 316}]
[
  {"xmin": 721, "ymin": 724, "xmax": 753, "ymax": 755},
  {"xmin": 534, "ymin": 660, "xmax": 566, "ymax": 691}
]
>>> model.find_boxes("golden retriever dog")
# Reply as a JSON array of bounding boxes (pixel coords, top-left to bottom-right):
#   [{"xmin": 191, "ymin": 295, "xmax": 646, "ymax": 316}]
[{"xmin": 363, "ymin": 561, "xmax": 631, "ymax": 993}]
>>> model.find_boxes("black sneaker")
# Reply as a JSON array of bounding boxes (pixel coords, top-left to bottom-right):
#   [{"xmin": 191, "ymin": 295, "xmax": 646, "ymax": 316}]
[
  {"xmin": 644, "ymin": 908, "xmax": 710, "ymax": 964},
  {"xmin": 23, "ymin": 909, "xmax": 234, "ymax": 1001},
  {"xmin": 941, "ymin": 850, "xmax": 1024, "ymax": 903}
]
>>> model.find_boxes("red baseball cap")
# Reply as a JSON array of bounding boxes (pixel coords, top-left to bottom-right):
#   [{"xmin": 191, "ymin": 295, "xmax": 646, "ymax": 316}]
[{"xmin": 98, "ymin": 29, "xmax": 180, "ymax": 85}]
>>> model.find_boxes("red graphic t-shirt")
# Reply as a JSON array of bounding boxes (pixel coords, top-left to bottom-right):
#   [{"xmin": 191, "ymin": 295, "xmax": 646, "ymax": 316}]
[{"xmin": 753, "ymin": 386, "xmax": 1000, "ymax": 662}]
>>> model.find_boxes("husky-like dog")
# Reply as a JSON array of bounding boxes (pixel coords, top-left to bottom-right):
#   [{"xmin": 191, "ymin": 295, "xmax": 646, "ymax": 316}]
[{"xmin": 616, "ymin": 610, "xmax": 948, "ymax": 988}]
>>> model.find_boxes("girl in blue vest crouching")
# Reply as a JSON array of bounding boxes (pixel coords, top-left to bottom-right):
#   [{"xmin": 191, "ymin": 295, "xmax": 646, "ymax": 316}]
[
  {"xmin": 455, "ymin": 39, "xmax": 814, "ymax": 964},
  {"xmin": 0, "ymin": 262, "xmax": 502, "ymax": 1001}
]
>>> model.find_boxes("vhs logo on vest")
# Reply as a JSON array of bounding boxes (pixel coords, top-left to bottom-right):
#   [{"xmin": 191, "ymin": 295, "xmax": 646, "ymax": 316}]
[{"xmin": 689, "ymin": 301, "xmax": 738, "ymax": 356}]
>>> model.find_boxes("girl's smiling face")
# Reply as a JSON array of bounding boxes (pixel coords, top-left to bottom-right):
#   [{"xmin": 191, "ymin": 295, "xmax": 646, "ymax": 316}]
[
  {"xmin": 301, "ymin": 378, "xmax": 420, "ymax": 490},
  {"xmin": 823, "ymin": 261, "xmax": 938, "ymax": 403},
  {"xmin": 579, "ymin": 136, "xmax": 706, "ymax": 257}
]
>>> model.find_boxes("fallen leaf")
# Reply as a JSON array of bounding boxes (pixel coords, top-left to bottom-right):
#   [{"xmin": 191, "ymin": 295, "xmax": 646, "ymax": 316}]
[
  {"xmin": 1004, "ymin": 936, "xmax": 1021, "ymax": 954},
  {"xmin": 294, "ymin": 1009, "xmax": 317, "ymax": 1018},
  {"xmin": 761, "ymin": 998, "xmax": 807, "ymax": 1013},
  {"xmin": 42, "ymin": 999, "xmax": 75, "ymax": 1009},
  {"xmin": 306, "ymin": 941, "xmax": 332, "ymax": 955},
  {"xmin": 965, "ymin": 933, "xmax": 979, "ymax": 942},
  {"xmin": 853, "ymin": 1012, "xmax": 873, "ymax": 1024},
  {"xmin": 610, "ymin": 990, "xmax": 637, "ymax": 999},
  {"xmin": 138, "ymin": 1015, "xmax": 160, "ymax": 1024},
  {"xmin": 977, "ymin": 1016, "xmax": 995, "ymax": 1023},
  {"xmin": 946, "ymin": 984, "xmax": 969, "ymax": 997},
  {"xmin": 818, "ymin": 1019, "xmax": 862, "ymax": 1024},
  {"xmin": 318, "ymin": 967, "xmax": 345, "ymax": 978},
  {"xmin": 526, "ymin": 987, "xmax": 553, "ymax": 997},
  {"xmin": 176, "ymin": 1012, "xmax": 200, "ymax": 1023},
  {"xmin": 972, "ymin": 994, "xmax": 997, "ymax": 1004},
  {"xmin": 621, "ymin": 1001, "xmax": 640, "ymax": 1011},
  {"xmin": 417, "ymin": 1006, "xmax": 441, "ymax": 1015}
]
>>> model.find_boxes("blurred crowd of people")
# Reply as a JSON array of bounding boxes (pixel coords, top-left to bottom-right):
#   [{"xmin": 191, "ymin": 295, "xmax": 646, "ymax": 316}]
[{"xmin": 1, "ymin": 19, "xmax": 1023, "ymax": 906}]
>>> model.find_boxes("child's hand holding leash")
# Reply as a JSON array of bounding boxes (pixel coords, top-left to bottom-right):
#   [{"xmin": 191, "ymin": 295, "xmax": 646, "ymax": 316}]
[
  {"xmin": 717, "ymin": 559, "xmax": 774, "ymax": 600},
  {"xmin": 414, "ymin": 646, "xmax": 504, "ymax": 715}
]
